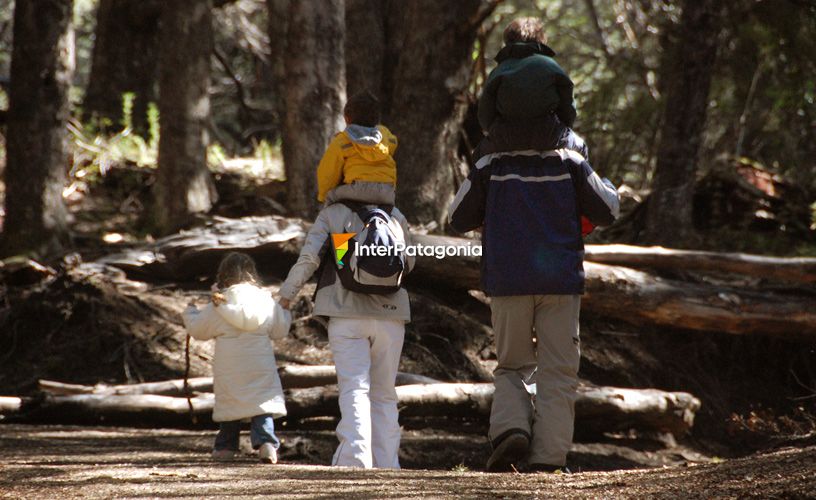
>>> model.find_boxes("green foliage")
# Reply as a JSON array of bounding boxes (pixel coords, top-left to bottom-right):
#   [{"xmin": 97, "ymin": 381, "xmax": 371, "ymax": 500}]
[
  {"xmin": 69, "ymin": 119, "xmax": 156, "ymax": 181},
  {"xmin": 208, "ymin": 139, "xmax": 285, "ymax": 182},
  {"xmin": 69, "ymin": 93, "xmax": 160, "ymax": 182},
  {"xmin": 484, "ymin": 0, "xmax": 816, "ymax": 195},
  {"xmin": 451, "ymin": 463, "xmax": 470, "ymax": 473},
  {"xmin": 207, "ymin": 143, "xmax": 228, "ymax": 169},
  {"xmin": 147, "ymin": 102, "xmax": 160, "ymax": 151},
  {"xmin": 120, "ymin": 92, "xmax": 135, "ymax": 131},
  {"xmin": 481, "ymin": 0, "xmax": 673, "ymax": 187}
]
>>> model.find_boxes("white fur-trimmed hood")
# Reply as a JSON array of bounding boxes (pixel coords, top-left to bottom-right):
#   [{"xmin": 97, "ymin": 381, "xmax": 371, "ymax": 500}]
[{"xmin": 215, "ymin": 283, "xmax": 275, "ymax": 331}]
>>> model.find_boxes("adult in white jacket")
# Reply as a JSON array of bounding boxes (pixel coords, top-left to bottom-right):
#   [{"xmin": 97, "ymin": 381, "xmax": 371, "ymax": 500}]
[
  {"xmin": 279, "ymin": 182, "xmax": 414, "ymax": 469},
  {"xmin": 183, "ymin": 253, "xmax": 291, "ymax": 463}
]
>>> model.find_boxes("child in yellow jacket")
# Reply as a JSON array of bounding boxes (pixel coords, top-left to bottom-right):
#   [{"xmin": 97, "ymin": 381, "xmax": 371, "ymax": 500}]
[{"xmin": 317, "ymin": 91, "xmax": 398, "ymax": 203}]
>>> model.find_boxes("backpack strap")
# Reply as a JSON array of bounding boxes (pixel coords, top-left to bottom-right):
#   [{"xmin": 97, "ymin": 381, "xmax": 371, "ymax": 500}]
[
  {"xmin": 312, "ymin": 236, "xmax": 335, "ymax": 300},
  {"xmin": 339, "ymin": 201, "xmax": 393, "ymax": 222}
]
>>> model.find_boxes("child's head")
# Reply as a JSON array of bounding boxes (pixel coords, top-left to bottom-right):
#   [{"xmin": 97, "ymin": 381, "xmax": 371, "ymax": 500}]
[
  {"xmin": 503, "ymin": 17, "xmax": 547, "ymax": 46},
  {"xmin": 216, "ymin": 252, "xmax": 260, "ymax": 289},
  {"xmin": 344, "ymin": 90, "xmax": 381, "ymax": 127}
]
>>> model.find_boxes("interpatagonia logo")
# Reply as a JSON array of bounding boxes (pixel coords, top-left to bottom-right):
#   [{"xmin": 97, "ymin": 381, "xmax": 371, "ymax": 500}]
[
  {"xmin": 331, "ymin": 231, "xmax": 482, "ymax": 265},
  {"xmin": 331, "ymin": 233, "xmax": 356, "ymax": 268}
]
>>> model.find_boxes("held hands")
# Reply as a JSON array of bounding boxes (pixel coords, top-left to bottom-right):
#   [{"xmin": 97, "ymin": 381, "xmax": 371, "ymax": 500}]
[
  {"xmin": 211, "ymin": 292, "xmax": 226, "ymax": 306},
  {"xmin": 278, "ymin": 297, "xmax": 291, "ymax": 310}
]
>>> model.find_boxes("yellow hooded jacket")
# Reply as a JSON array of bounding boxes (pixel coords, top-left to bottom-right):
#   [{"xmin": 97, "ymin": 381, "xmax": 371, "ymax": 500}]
[{"xmin": 316, "ymin": 124, "xmax": 398, "ymax": 202}]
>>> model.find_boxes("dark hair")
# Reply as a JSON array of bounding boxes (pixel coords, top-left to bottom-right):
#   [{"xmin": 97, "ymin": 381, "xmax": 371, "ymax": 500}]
[
  {"xmin": 503, "ymin": 17, "xmax": 547, "ymax": 45},
  {"xmin": 216, "ymin": 252, "xmax": 260, "ymax": 289},
  {"xmin": 344, "ymin": 90, "xmax": 381, "ymax": 127}
]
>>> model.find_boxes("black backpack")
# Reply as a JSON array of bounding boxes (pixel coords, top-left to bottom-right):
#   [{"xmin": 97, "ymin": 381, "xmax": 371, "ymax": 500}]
[{"xmin": 330, "ymin": 202, "xmax": 406, "ymax": 295}]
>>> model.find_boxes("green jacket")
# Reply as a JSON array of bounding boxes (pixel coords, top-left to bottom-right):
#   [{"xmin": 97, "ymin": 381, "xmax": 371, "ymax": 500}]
[{"xmin": 478, "ymin": 42, "xmax": 576, "ymax": 130}]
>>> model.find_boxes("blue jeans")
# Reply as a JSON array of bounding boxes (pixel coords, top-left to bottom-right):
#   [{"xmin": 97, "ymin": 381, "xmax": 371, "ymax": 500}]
[{"xmin": 213, "ymin": 414, "xmax": 279, "ymax": 451}]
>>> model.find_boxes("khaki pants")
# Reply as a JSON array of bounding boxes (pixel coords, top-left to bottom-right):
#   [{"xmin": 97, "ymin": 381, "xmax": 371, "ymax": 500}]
[{"xmin": 489, "ymin": 295, "xmax": 581, "ymax": 466}]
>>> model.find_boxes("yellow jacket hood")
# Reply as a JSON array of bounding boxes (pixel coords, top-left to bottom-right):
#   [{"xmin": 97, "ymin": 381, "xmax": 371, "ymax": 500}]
[
  {"xmin": 316, "ymin": 124, "xmax": 398, "ymax": 202},
  {"xmin": 344, "ymin": 124, "xmax": 394, "ymax": 162}
]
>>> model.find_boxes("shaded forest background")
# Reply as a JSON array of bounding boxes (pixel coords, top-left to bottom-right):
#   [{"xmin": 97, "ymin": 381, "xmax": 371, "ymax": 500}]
[{"xmin": 0, "ymin": 0, "xmax": 814, "ymax": 257}]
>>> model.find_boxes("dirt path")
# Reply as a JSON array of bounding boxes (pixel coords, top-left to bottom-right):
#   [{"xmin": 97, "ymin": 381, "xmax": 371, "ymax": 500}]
[{"xmin": 0, "ymin": 425, "xmax": 814, "ymax": 499}]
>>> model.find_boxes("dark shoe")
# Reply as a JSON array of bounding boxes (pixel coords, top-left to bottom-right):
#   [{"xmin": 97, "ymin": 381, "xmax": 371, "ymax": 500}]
[
  {"xmin": 486, "ymin": 430, "xmax": 530, "ymax": 472},
  {"xmin": 211, "ymin": 449, "xmax": 237, "ymax": 461},
  {"xmin": 528, "ymin": 463, "xmax": 571, "ymax": 474}
]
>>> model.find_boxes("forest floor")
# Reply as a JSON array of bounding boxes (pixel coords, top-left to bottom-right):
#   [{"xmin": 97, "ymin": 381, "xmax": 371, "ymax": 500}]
[
  {"xmin": 1, "ymin": 425, "xmax": 814, "ymax": 499},
  {"xmin": 2, "ymin": 164, "xmax": 816, "ymax": 497}
]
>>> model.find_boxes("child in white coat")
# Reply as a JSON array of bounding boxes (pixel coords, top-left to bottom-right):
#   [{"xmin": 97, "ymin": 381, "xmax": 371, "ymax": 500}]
[{"xmin": 183, "ymin": 252, "xmax": 291, "ymax": 463}]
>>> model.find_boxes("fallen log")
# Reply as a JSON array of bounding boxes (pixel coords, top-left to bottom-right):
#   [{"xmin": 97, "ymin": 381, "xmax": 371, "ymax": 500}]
[
  {"xmin": 98, "ymin": 216, "xmax": 816, "ymax": 338},
  {"xmin": 38, "ymin": 378, "xmax": 214, "ymax": 396},
  {"xmin": 0, "ymin": 396, "xmax": 22, "ymax": 413},
  {"xmin": 18, "ymin": 393, "xmax": 215, "ymax": 425},
  {"xmin": 99, "ymin": 216, "xmax": 306, "ymax": 280},
  {"xmin": 279, "ymin": 365, "xmax": 441, "ymax": 388},
  {"xmin": 11, "ymin": 383, "xmax": 700, "ymax": 437},
  {"xmin": 584, "ymin": 244, "xmax": 816, "ymax": 285},
  {"xmin": 288, "ymin": 383, "xmax": 700, "ymax": 437},
  {"xmin": 582, "ymin": 262, "xmax": 816, "ymax": 337}
]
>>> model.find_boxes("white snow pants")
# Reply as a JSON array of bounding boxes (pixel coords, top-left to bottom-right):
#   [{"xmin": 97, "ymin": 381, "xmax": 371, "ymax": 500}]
[{"xmin": 328, "ymin": 317, "xmax": 405, "ymax": 469}]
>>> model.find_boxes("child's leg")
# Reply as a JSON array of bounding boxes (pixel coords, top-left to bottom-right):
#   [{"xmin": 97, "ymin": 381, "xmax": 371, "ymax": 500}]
[
  {"xmin": 328, "ymin": 317, "xmax": 373, "ymax": 468},
  {"xmin": 213, "ymin": 420, "xmax": 241, "ymax": 451},
  {"xmin": 249, "ymin": 414, "xmax": 280, "ymax": 450},
  {"xmin": 368, "ymin": 319, "xmax": 405, "ymax": 469}
]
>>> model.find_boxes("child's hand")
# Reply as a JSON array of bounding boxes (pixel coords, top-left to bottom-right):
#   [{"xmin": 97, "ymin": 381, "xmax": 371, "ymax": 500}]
[
  {"xmin": 278, "ymin": 297, "xmax": 291, "ymax": 310},
  {"xmin": 211, "ymin": 292, "xmax": 226, "ymax": 306}
]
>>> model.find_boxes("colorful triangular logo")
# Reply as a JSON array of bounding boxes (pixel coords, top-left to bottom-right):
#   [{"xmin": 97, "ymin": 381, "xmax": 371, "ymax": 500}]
[{"xmin": 332, "ymin": 233, "xmax": 356, "ymax": 268}]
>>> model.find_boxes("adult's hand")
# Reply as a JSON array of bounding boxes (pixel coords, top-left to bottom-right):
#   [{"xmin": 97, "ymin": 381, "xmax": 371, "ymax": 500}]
[{"xmin": 278, "ymin": 297, "xmax": 291, "ymax": 310}]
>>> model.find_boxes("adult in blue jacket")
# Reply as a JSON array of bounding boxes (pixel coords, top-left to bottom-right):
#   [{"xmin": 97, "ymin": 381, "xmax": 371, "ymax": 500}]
[{"xmin": 449, "ymin": 108, "xmax": 619, "ymax": 473}]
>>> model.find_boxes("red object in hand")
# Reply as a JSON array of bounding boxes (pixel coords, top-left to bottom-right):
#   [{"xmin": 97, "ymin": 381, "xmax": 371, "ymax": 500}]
[{"xmin": 581, "ymin": 216, "xmax": 595, "ymax": 236}]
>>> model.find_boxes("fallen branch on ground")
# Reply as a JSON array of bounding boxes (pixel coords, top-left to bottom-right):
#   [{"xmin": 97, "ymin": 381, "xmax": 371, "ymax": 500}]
[
  {"xmin": 38, "ymin": 378, "xmax": 214, "ymax": 396},
  {"xmin": 36, "ymin": 368, "xmax": 440, "ymax": 398},
  {"xmin": 98, "ymin": 216, "xmax": 816, "ymax": 338},
  {"xmin": 583, "ymin": 244, "xmax": 816, "ymax": 284}
]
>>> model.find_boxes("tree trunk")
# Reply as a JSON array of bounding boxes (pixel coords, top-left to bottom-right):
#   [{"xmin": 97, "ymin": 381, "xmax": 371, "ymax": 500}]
[
  {"xmin": 387, "ymin": 1, "xmax": 487, "ymax": 226},
  {"xmin": 640, "ymin": 0, "xmax": 723, "ymax": 246},
  {"xmin": 343, "ymin": 0, "xmax": 496, "ymax": 226},
  {"xmin": 83, "ymin": 0, "xmax": 161, "ymax": 135},
  {"xmin": 151, "ymin": 0, "xmax": 218, "ymax": 234},
  {"xmin": 344, "ymin": 0, "xmax": 387, "ymax": 98},
  {"xmin": 265, "ymin": 0, "xmax": 289, "ymax": 136},
  {"xmin": 280, "ymin": 0, "xmax": 345, "ymax": 218},
  {"xmin": 1, "ymin": 0, "xmax": 73, "ymax": 258}
]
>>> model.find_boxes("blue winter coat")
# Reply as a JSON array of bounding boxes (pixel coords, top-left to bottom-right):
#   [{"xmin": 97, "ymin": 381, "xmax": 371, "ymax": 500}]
[{"xmin": 448, "ymin": 132, "xmax": 619, "ymax": 296}]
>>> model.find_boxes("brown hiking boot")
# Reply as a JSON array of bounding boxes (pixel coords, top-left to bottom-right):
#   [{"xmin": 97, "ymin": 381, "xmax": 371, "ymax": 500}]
[{"xmin": 486, "ymin": 430, "xmax": 530, "ymax": 472}]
